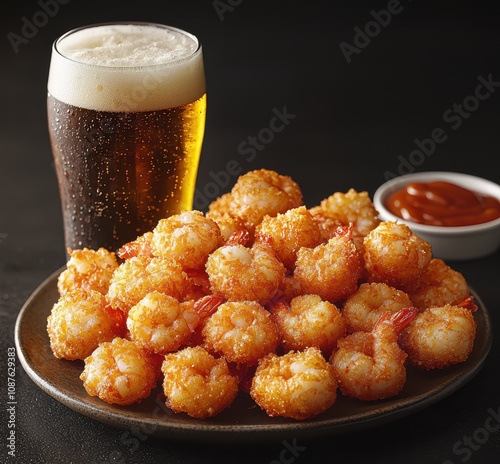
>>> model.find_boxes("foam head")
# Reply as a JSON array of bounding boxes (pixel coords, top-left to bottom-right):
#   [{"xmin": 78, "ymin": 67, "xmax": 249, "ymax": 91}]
[{"xmin": 48, "ymin": 23, "xmax": 206, "ymax": 112}]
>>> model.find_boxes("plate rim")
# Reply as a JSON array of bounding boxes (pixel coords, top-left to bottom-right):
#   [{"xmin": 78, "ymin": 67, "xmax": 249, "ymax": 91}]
[{"xmin": 14, "ymin": 266, "xmax": 493, "ymax": 443}]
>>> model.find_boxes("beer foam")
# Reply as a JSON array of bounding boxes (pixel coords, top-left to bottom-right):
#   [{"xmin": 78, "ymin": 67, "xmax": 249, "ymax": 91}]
[{"xmin": 48, "ymin": 24, "xmax": 205, "ymax": 111}]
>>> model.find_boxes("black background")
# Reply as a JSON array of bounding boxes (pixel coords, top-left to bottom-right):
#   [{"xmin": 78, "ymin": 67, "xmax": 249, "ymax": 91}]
[{"xmin": 1, "ymin": 1, "xmax": 500, "ymax": 463}]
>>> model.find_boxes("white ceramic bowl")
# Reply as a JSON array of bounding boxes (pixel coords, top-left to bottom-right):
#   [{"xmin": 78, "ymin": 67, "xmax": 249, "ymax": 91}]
[{"xmin": 373, "ymin": 171, "xmax": 500, "ymax": 261}]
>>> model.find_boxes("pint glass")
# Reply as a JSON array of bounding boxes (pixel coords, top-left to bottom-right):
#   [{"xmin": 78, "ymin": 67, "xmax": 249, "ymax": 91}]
[{"xmin": 47, "ymin": 22, "xmax": 206, "ymax": 252}]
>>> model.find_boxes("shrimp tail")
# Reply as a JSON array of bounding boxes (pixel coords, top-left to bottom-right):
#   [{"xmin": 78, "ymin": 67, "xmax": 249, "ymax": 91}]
[
  {"xmin": 194, "ymin": 294, "xmax": 226, "ymax": 320},
  {"xmin": 225, "ymin": 229, "xmax": 251, "ymax": 246},
  {"xmin": 334, "ymin": 222, "xmax": 354, "ymax": 239},
  {"xmin": 116, "ymin": 233, "xmax": 153, "ymax": 259},
  {"xmin": 391, "ymin": 307, "xmax": 420, "ymax": 332},
  {"xmin": 374, "ymin": 307, "xmax": 419, "ymax": 333},
  {"xmin": 116, "ymin": 242, "xmax": 138, "ymax": 260},
  {"xmin": 457, "ymin": 296, "xmax": 478, "ymax": 313}
]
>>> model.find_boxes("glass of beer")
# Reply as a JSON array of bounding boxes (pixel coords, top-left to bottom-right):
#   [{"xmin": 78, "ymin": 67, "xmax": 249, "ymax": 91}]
[{"xmin": 47, "ymin": 22, "xmax": 206, "ymax": 252}]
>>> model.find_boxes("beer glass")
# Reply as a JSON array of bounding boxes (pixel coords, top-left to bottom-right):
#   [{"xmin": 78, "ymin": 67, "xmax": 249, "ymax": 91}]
[{"xmin": 47, "ymin": 22, "xmax": 206, "ymax": 252}]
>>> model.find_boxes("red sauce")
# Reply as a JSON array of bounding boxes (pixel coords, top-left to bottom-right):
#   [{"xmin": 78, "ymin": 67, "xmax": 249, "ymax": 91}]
[{"xmin": 385, "ymin": 181, "xmax": 500, "ymax": 227}]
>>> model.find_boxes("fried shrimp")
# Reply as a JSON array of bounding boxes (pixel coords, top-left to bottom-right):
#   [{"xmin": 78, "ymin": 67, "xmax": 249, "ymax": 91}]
[
  {"xmin": 363, "ymin": 221, "xmax": 432, "ymax": 288},
  {"xmin": 317, "ymin": 188, "xmax": 381, "ymax": 238},
  {"xmin": 46, "ymin": 168, "xmax": 481, "ymax": 420},
  {"xmin": 293, "ymin": 235, "xmax": 363, "ymax": 303},
  {"xmin": 151, "ymin": 210, "xmax": 222, "ymax": 270},
  {"xmin": 271, "ymin": 295, "xmax": 346, "ymax": 356},
  {"xmin": 106, "ymin": 256, "xmax": 188, "ymax": 314},
  {"xmin": 229, "ymin": 169, "xmax": 303, "ymax": 230},
  {"xmin": 80, "ymin": 337, "xmax": 159, "ymax": 405},
  {"xmin": 47, "ymin": 288, "xmax": 125, "ymax": 360},
  {"xmin": 402, "ymin": 258, "xmax": 470, "ymax": 310},
  {"xmin": 250, "ymin": 347, "xmax": 337, "ymax": 420},
  {"xmin": 399, "ymin": 298, "xmax": 477, "ymax": 370},
  {"xmin": 127, "ymin": 292, "xmax": 198, "ymax": 355},
  {"xmin": 254, "ymin": 206, "xmax": 321, "ymax": 269},
  {"xmin": 57, "ymin": 247, "xmax": 118, "ymax": 296},
  {"xmin": 342, "ymin": 282, "xmax": 413, "ymax": 333},
  {"xmin": 206, "ymin": 242, "xmax": 285, "ymax": 304},
  {"xmin": 202, "ymin": 301, "xmax": 280, "ymax": 365},
  {"xmin": 161, "ymin": 346, "xmax": 238, "ymax": 418},
  {"xmin": 331, "ymin": 308, "xmax": 418, "ymax": 401}
]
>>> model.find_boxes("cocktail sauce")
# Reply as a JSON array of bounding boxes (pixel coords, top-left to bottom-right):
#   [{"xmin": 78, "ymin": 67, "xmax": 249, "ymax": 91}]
[{"xmin": 385, "ymin": 181, "xmax": 500, "ymax": 227}]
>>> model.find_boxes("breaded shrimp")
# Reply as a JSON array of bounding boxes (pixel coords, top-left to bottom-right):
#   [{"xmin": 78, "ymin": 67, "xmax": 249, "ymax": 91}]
[
  {"xmin": 402, "ymin": 258, "xmax": 470, "ymax": 310},
  {"xmin": 205, "ymin": 242, "xmax": 285, "ymax": 304},
  {"xmin": 106, "ymin": 256, "xmax": 188, "ymax": 314},
  {"xmin": 229, "ymin": 169, "xmax": 303, "ymax": 230},
  {"xmin": 342, "ymin": 282, "xmax": 413, "ymax": 333},
  {"xmin": 151, "ymin": 210, "xmax": 222, "ymax": 270},
  {"xmin": 202, "ymin": 301, "xmax": 280, "ymax": 365},
  {"xmin": 293, "ymin": 235, "xmax": 363, "ymax": 303},
  {"xmin": 161, "ymin": 346, "xmax": 238, "ymax": 418},
  {"xmin": 363, "ymin": 221, "xmax": 432, "ymax": 288},
  {"xmin": 254, "ymin": 206, "xmax": 321, "ymax": 269},
  {"xmin": 80, "ymin": 337, "xmax": 159, "ymax": 405},
  {"xmin": 57, "ymin": 247, "xmax": 118, "ymax": 296},
  {"xmin": 331, "ymin": 308, "xmax": 418, "ymax": 401},
  {"xmin": 250, "ymin": 347, "xmax": 337, "ymax": 420},
  {"xmin": 271, "ymin": 295, "xmax": 346, "ymax": 356},
  {"xmin": 399, "ymin": 298, "xmax": 477, "ymax": 370},
  {"xmin": 127, "ymin": 292, "xmax": 197, "ymax": 355},
  {"xmin": 317, "ymin": 188, "xmax": 381, "ymax": 238},
  {"xmin": 47, "ymin": 288, "xmax": 125, "ymax": 360},
  {"xmin": 46, "ymin": 169, "xmax": 483, "ymax": 419}
]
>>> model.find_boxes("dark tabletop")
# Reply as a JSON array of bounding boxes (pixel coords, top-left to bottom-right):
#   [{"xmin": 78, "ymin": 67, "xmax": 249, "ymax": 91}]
[{"xmin": 1, "ymin": 1, "xmax": 500, "ymax": 463}]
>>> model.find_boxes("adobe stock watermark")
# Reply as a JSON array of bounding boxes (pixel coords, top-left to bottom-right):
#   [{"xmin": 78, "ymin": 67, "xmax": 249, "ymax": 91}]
[
  {"xmin": 442, "ymin": 405, "xmax": 500, "ymax": 464},
  {"xmin": 383, "ymin": 73, "xmax": 499, "ymax": 180},
  {"xmin": 90, "ymin": 395, "xmax": 175, "ymax": 464},
  {"xmin": 6, "ymin": 347, "xmax": 17, "ymax": 459},
  {"xmin": 7, "ymin": 0, "xmax": 72, "ymax": 54},
  {"xmin": 339, "ymin": 0, "xmax": 411, "ymax": 64},
  {"xmin": 213, "ymin": 0, "xmax": 244, "ymax": 22},
  {"xmin": 269, "ymin": 438, "xmax": 306, "ymax": 464},
  {"xmin": 194, "ymin": 105, "xmax": 297, "ymax": 210}
]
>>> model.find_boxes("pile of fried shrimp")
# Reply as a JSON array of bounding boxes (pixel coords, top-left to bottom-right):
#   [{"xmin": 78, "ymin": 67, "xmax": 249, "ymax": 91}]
[{"xmin": 47, "ymin": 168, "xmax": 478, "ymax": 421}]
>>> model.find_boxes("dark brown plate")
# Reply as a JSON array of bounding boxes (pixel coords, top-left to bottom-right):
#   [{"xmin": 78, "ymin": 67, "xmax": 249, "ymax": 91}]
[{"xmin": 15, "ymin": 267, "xmax": 492, "ymax": 443}]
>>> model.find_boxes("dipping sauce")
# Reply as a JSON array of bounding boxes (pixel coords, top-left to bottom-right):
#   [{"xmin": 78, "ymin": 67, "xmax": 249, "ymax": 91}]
[{"xmin": 385, "ymin": 181, "xmax": 500, "ymax": 227}]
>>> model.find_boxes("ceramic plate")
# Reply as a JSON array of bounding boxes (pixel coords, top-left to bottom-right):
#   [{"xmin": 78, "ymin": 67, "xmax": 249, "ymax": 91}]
[{"xmin": 15, "ymin": 267, "xmax": 492, "ymax": 443}]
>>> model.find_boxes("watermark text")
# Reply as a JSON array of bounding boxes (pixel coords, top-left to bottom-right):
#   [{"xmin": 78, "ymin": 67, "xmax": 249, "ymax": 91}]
[
  {"xmin": 7, "ymin": 0, "xmax": 72, "ymax": 54},
  {"xmin": 383, "ymin": 73, "xmax": 499, "ymax": 180},
  {"xmin": 6, "ymin": 347, "xmax": 17, "ymax": 458},
  {"xmin": 442, "ymin": 406, "xmax": 500, "ymax": 463}
]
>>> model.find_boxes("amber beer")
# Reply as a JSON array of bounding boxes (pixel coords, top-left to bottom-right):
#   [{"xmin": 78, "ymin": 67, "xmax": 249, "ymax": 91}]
[{"xmin": 47, "ymin": 23, "xmax": 206, "ymax": 252}]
